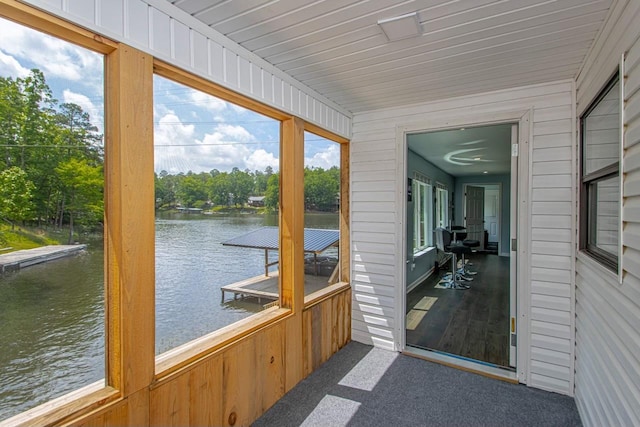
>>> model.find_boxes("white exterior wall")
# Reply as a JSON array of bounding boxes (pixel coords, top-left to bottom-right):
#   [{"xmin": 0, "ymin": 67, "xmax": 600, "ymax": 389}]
[
  {"xmin": 19, "ymin": 0, "xmax": 351, "ymax": 138},
  {"xmin": 574, "ymin": 1, "xmax": 640, "ymax": 425},
  {"xmin": 351, "ymin": 80, "xmax": 576, "ymax": 395}
]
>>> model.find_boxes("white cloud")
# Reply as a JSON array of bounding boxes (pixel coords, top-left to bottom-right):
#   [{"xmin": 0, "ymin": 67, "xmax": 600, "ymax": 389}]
[
  {"xmin": 189, "ymin": 89, "xmax": 228, "ymax": 112},
  {"xmin": 215, "ymin": 124, "xmax": 255, "ymax": 142},
  {"xmin": 153, "ymin": 113, "xmax": 279, "ymax": 174},
  {"xmin": 305, "ymin": 143, "xmax": 340, "ymax": 169},
  {"xmin": 63, "ymin": 89, "xmax": 103, "ymax": 132},
  {"xmin": 0, "ymin": 49, "xmax": 29, "ymax": 77},
  {"xmin": 0, "ymin": 17, "xmax": 103, "ymax": 89},
  {"xmin": 246, "ymin": 149, "xmax": 279, "ymax": 172}
]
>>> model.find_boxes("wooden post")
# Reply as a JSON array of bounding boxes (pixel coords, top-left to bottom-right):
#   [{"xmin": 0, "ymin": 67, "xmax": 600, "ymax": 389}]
[
  {"xmin": 279, "ymin": 117, "xmax": 305, "ymax": 312},
  {"xmin": 105, "ymin": 44, "xmax": 155, "ymax": 396},
  {"xmin": 340, "ymin": 142, "xmax": 350, "ymax": 284},
  {"xmin": 280, "ymin": 117, "xmax": 305, "ymax": 391}
]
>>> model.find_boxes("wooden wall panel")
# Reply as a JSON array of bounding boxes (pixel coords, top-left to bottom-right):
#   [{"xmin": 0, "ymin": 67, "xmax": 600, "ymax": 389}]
[
  {"xmin": 188, "ymin": 355, "xmax": 223, "ymax": 426},
  {"xmin": 149, "ymin": 375, "xmax": 190, "ymax": 426},
  {"xmin": 222, "ymin": 335, "xmax": 259, "ymax": 427}
]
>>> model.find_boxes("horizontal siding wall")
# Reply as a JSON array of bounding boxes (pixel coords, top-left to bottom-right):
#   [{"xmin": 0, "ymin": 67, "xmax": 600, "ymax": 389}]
[
  {"xmin": 351, "ymin": 80, "xmax": 575, "ymax": 395},
  {"xmin": 21, "ymin": 0, "xmax": 351, "ymax": 138},
  {"xmin": 574, "ymin": 0, "xmax": 640, "ymax": 425}
]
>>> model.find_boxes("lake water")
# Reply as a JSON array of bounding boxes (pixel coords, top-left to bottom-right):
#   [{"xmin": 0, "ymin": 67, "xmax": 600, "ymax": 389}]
[{"xmin": 0, "ymin": 212, "xmax": 338, "ymax": 420}]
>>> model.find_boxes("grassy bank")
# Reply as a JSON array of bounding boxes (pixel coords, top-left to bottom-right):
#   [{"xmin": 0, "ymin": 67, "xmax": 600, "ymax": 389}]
[{"xmin": 0, "ymin": 224, "xmax": 66, "ymax": 253}]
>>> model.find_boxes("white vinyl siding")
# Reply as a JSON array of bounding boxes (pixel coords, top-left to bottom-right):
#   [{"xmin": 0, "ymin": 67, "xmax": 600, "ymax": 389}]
[
  {"xmin": 351, "ymin": 80, "xmax": 575, "ymax": 395},
  {"xmin": 574, "ymin": 0, "xmax": 640, "ymax": 426},
  {"xmin": 19, "ymin": 0, "xmax": 351, "ymax": 138}
]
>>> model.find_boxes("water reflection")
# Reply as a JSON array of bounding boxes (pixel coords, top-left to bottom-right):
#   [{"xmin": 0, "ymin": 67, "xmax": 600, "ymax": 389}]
[
  {"xmin": 0, "ymin": 213, "xmax": 338, "ymax": 420},
  {"xmin": 0, "ymin": 245, "xmax": 104, "ymax": 419}
]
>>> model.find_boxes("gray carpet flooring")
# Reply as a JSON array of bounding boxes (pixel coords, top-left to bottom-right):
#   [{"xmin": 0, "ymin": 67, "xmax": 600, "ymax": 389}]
[{"xmin": 253, "ymin": 342, "xmax": 582, "ymax": 427}]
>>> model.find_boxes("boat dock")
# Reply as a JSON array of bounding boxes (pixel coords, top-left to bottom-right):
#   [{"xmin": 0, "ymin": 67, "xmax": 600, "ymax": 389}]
[
  {"xmin": 220, "ymin": 271, "xmax": 334, "ymax": 305},
  {"xmin": 0, "ymin": 245, "xmax": 87, "ymax": 273}
]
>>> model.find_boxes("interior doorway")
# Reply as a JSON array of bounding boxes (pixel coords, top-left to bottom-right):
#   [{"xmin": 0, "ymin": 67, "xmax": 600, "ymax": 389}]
[{"xmin": 403, "ymin": 122, "xmax": 517, "ymax": 372}]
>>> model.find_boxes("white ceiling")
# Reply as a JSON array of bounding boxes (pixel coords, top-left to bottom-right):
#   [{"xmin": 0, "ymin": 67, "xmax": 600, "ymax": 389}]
[
  {"xmin": 407, "ymin": 124, "xmax": 513, "ymax": 176},
  {"xmin": 167, "ymin": 0, "xmax": 613, "ymax": 114}
]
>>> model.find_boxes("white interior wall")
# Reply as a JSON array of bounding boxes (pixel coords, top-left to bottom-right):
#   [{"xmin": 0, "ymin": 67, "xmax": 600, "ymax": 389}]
[
  {"xmin": 19, "ymin": 0, "xmax": 352, "ymax": 138},
  {"xmin": 351, "ymin": 80, "xmax": 576, "ymax": 395},
  {"xmin": 574, "ymin": 0, "xmax": 640, "ymax": 425}
]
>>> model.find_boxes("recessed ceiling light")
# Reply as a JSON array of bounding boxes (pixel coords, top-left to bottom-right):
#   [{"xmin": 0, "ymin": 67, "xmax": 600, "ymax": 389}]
[
  {"xmin": 473, "ymin": 157, "xmax": 481, "ymax": 161},
  {"xmin": 377, "ymin": 12, "xmax": 421, "ymax": 42},
  {"xmin": 460, "ymin": 128, "xmax": 465, "ymax": 131},
  {"xmin": 483, "ymin": 171, "xmax": 489, "ymax": 174}
]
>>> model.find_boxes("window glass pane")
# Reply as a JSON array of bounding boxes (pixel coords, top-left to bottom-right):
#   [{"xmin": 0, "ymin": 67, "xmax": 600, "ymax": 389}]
[
  {"xmin": 303, "ymin": 131, "xmax": 341, "ymax": 294},
  {"xmin": 589, "ymin": 175, "xmax": 619, "ymax": 258},
  {"xmin": 413, "ymin": 180, "xmax": 432, "ymax": 251},
  {"xmin": 153, "ymin": 75, "xmax": 281, "ymax": 356},
  {"xmin": 436, "ymin": 187, "xmax": 448, "ymax": 228},
  {"xmin": 0, "ymin": 17, "xmax": 105, "ymax": 420},
  {"xmin": 583, "ymin": 80, "xmax": 620, "ymax": 175}
]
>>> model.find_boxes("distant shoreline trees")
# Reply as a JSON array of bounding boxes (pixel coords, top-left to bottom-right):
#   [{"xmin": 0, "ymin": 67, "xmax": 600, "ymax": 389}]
[{"xmin": 155, "ymin": 164, "xmax": 340, "ymax": 212}]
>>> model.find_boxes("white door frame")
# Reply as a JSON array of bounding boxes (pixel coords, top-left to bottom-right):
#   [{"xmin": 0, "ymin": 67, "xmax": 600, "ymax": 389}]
[{"xmin": 395, "ymin": 110, "xmax": 531, "ymax": 384}]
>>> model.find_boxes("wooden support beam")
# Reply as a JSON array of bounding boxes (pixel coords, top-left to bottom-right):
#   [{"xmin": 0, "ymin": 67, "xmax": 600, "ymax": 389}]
[
  {"xmin": 105, "ymin": 44, "xmax": 155, "ymax": 396},
  {"xmin": 279, "ymin": 117, "xmax": 305, "ymax": 312},
  {"xmin": 340, "ymin": 142, "xmax": 350, "ymax": 283},
  {"xmin": 280, "ymin": 117, "xmax": 305, "ymax": 391}
]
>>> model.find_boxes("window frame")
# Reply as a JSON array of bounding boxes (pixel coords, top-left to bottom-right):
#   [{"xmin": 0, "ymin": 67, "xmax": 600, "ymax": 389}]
[
  {"xmin": 413, "ymin": 179, "xmax": 433, "ymax": 253},
  {"xmin": 579, "ymin": 71, "xmax": 621, "ymax": 272},
  {"xmin": 435, "ymin": 185, "xmax": 449, "ymax": 229}
]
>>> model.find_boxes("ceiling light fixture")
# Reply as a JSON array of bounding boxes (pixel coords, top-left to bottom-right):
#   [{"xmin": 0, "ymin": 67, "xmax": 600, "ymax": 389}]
[
  {"xmin": 377, "ymin": 12, "xmax": 421, "ymax": 42},
  {"xmin": 483, "ymin": 171, "xmax": 489, "ymax": 174}
]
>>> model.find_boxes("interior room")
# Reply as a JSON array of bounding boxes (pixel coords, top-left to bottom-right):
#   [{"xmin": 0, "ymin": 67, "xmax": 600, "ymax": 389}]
[{"xmin": 404, "ymin": 123, "xmax": 514, "ymax": 370}]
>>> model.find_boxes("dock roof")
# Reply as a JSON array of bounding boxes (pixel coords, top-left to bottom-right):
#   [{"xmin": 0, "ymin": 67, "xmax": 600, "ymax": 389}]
[{"xmin": 222, "ymin": 226, "xmax": 338, "ymax": 254}]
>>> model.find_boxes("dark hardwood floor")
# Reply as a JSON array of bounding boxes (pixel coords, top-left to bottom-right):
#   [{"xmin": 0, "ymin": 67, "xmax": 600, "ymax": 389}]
[{"xmin": 406, "ymin": 253, "xmax": 511, "ymax": 368}]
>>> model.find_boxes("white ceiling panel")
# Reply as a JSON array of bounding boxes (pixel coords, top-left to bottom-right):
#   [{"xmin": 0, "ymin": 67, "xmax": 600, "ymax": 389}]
[{"xmin": 168, "ymin": 0, "xmax": 614, "ymax": 113}]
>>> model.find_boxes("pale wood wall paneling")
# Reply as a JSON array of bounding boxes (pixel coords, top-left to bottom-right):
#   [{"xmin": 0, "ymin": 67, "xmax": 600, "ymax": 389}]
[
  {"xmin": 63, "ymin": 289, "xmax": 351, "ymax": 427},
  {"xmin": 574, "ymin": 1, "xmax": 640, "ymax": 424},
  {"xmin": 351, "ymin": 80, "xmax": 575, "ymax": 395},
  {"xmin": 18, "ymin": 0, "xmax": 351, "ymax": 137}
]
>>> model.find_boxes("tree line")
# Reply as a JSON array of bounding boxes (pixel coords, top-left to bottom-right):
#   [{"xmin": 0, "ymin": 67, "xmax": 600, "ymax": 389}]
[
  {"xmin": 0, "ymin": 70, "xmax": 103, "ymax": 244},
  {"xmin": 0, "ymin": 69, "xmax": 340, "ymax": 246},
  {"xmin": 155, "ymin": 164, "xmax": 340, "ymax": 212}
]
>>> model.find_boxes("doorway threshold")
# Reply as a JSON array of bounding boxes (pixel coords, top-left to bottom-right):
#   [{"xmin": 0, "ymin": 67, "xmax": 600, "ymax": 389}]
[{"xmin": 403, "ymin": 346, "xmax": 518, "ymax": 384}]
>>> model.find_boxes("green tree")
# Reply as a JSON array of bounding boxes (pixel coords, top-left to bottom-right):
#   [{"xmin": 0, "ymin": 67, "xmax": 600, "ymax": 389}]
[
  {"xmin": 55, "ymin": 158, "xmax": 103, "ymax": 243},
  {"xmin": 264, "ymin": 172, "xmax": 279, "ymax": 210},
  {"xmin": 304, "ymin": 166, "xmax": 339, "ymax": 211},
  {"xmin": 177, "ymin": 172, "xmax": 208, "ymax": 208},
  {"xmin": 209, "ymin": 172, "xmax": 231, "ymax": 206},
  {"xmin": 0, "ymin": 166, "xmax": 35, "ymax": 229},
  {"xmin": 229, "ymin": 168, "xmax": 253, "ymax": 207},
  {"xmin": 56, "ymin": 102, "xmax": 102, "ymax": 161}
]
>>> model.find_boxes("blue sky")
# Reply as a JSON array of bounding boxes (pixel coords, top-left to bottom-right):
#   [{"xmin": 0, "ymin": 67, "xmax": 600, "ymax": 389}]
[{"xmin": 0, "ymin": 16, "xmax": 339, "ymax": 174}]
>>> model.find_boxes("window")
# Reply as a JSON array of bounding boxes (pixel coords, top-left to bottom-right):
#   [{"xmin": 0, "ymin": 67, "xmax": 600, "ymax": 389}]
[
  {"xmin": 303, "ymin": 131, "xmax": 341, "ymax": 295},
  {"xmin": 580, "ymin": 73, "xmax": 620, "ymax": 271},
  {"xmin": 413, "ymin": 178, "xmax": 433, "ymax": 252},
  {"xmin": 435, "ymin": 185, "xmax": 449, "ymax": 228},
  {"xmin": 0, "ymin": 16, "xmax": 105, "ymax": 420},
  {"xmin": 153, "ymin": 74, "xmax": 281, "ymax": 356}
]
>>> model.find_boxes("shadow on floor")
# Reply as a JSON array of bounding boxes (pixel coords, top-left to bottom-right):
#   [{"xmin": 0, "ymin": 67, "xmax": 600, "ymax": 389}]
[{"xmin": 253, "ymin": 341, "xmax": 582, "ymax": 427}]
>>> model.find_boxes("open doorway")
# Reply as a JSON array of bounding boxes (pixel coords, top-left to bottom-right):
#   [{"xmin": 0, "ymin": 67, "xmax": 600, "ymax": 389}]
[{"xmin": 404, "ymin": 123, "xmax": 516, "ymax": 371}]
